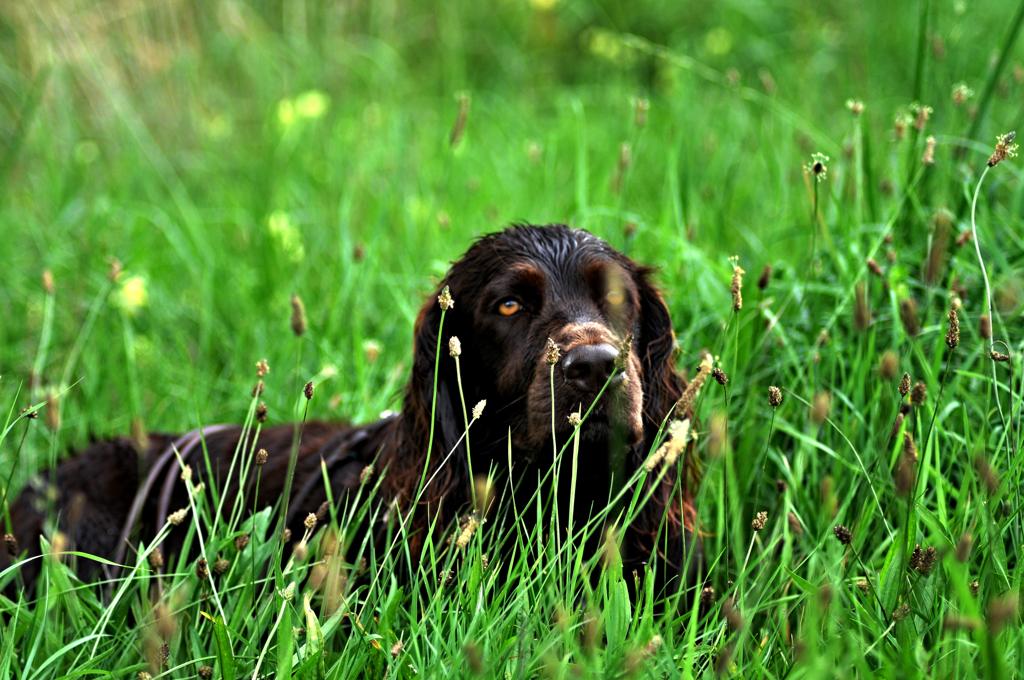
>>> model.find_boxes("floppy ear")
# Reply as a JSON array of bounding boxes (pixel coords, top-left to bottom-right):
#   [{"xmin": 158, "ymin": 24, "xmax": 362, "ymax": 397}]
[
  {"xmin": 634, "ymin": 267, "xmax": 685, "ymax": 443},
  {"xmin": 388, "ymin": 286, "xmax": 467, "ymax": 510}
]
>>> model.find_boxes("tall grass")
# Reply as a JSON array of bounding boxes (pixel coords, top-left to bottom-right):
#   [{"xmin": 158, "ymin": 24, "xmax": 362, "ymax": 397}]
[{"xmin": 2, "ymin": 0, "xmax": 1024, "ymax": 677}]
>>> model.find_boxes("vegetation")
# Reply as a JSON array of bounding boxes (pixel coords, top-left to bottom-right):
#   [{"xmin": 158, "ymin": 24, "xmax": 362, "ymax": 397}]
[{"xmin": 2, "ymin": 0, "xmax": 1023, "ymax": 676}]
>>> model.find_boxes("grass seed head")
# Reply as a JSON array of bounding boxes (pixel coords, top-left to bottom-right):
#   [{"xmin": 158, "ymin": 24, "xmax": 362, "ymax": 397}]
[
  {"xmin": 304, "ymin": 380, "xmax": 314, "ymax": 400},
  {"xmin": 854, "ymin": 281, "xmax": 871, "ymax": 330},
  {"xmin": 899, "ymin": 372, "xmax": 911, "ymax": 396},
  {"xmin": 922, "ymin": 135, "xmax": 937, "ymax": 165},
  {"xmin": 437, "ymin": 285, "xmax": 455, "ymax": 311},
  {"xmin": 712, "ymin": 366, "xmax": 728, "ymax": 385},
  {"xmin": 987, "ymin": 131, "xmax": 1018, "ymax": 167},
  {"xmin": 833, "ymin": 524, "xmax": 852, "ymax": 545},
  {"xmin": 729, "ymin": 256, "xmax": 745, "ymax": 311},
  {"xmin": 196, "ymin": 557, "xmax": 209, "ymax": 580},
  {"xmin": 449, "ymin": 336, "xmax": 462, "ymax": 357},
  {"xmin": 991, "ymin": 350, "xmax": 1010, "ymax": 363},
  {"xmin": 256, "ymin": 402, "xmax": 268, "ymax": 423},
  {"xmin": 168, "ymin": 508, "xmax": 188, "ymax": 526},
  {"xmin": 149, "ymin": 548, "xmax": 164, "ymax": 570},
  {"xmin": 987, "ymin": 591, "xmax": 1019, "ymax": 633},
  {"xmin": 788, "ymin": 512, "xmax": 804, "ymax": 535},
  {"xmin": 910, "ymin": 102, "xmax": 932, "ymax": 131},
  {"xmin": 235, "ymin": 533, "xmax": 250, "ymax": 551},
  {"xmin": 757, "ymin": 264, "xmax": 772, "ymax": 290},
  {"xmin": 955, "ymin": 533, "xmax": 973, "ymax": 563},
  {"xmin": 946, "ymin": 306, "xmax": 960, "ymax": 349},
  {"xmin": 893, "ymin": 603, "xmax": 911, "ymax": 621},
  {"xmin": 980, "ymin": 314, "xmax": 992, "ymax": 340},
  {"xmin": 974, "ymin": 454, "xmax": 1000, "ymax": 496},
  {"xmin": 304, "ymin": 513, "xmax": 318, "ymax": 531},
  {"xmin": 911, "ymin": 381, "xmax": 927, "ymax": 406},
  {"xmin": 256, "ymin": 358, "xmax": 270, "ymax": 377},
  {"xmin": 198, "ymin": 666, "xmax": 213, "ymax": 679},
  {"xmin": 867, "ymin": 257, "xmax": 883, "ymax": 277},
  {"xmin": 846, "ymin": 98, "xmax": 864, "ymax": 116},
  {"xmin": 898, "ymin": 297, "xmax": 920, "ymax": 336},
  {"xmin": 810, "ymin": 391, "xmax": 831, "ymax": 424},
  {"xmin": 952, "ymin": 82, "xmax": 974, "ymax": 106},
  {"xmin": 768, "ymin": 385, "xmax": 783, "ymax": 408},
  {"xmin": 544, "ymin": 337, "xmax": 561, "ymax": 365},
  {"xmin": 213, "ymin": 557, "xmax": 230, "ymax": 575},
  {"xmin": 290, "ymin": 293, "xmax": 307, "ymax": 336},
  {"xmin": 4, "ymin": 533, "xmax": 17, "ymax": 556},
  {"xmin": 806, "ymin": 152, "xmax": 829, "ymax": 181},
  {"xmin": 879, "ymin": 350, "xmax": 899, "ymax": 379},
  {"xmin": 255, "ymin": 448, "xmax": 268, "ymax": 466},
  {"xmin": 751, "ymin": 510, "xmax": 768, "ymax": 531}
]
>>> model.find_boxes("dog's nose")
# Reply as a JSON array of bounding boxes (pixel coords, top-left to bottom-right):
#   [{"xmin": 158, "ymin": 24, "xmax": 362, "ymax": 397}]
[{"xmin": 561, "ymin": 343, "xmax": 621, "ymax": 394}]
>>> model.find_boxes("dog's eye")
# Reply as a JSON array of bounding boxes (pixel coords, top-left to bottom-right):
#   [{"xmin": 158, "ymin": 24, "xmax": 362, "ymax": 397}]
[{"xmin": 497, "ymin": 298, "xmax": 522, "ymax": 316}]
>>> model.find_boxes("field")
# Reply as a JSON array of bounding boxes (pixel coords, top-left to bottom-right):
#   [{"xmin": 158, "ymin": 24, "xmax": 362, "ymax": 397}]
[{"xmin": 2, "ymin": 0, "xmax": 1024, "ymax": 677}]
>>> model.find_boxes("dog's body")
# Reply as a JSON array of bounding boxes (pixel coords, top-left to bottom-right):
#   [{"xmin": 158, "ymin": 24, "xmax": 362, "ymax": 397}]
[{"xmin": 3, "ymin": 224, "xmax": 698, "ymax": 594}]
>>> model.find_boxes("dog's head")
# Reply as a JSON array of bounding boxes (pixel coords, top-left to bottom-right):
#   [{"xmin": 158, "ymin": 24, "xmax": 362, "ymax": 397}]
[{"xmin": 404, "ymin": 224, "xmax": 683, "ymax": 463}]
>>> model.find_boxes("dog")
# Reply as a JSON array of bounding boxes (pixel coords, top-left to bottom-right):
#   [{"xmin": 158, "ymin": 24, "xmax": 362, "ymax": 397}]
[{"xmin": 2, "ymin": 224, "xmax": 698, "ymax": 595}]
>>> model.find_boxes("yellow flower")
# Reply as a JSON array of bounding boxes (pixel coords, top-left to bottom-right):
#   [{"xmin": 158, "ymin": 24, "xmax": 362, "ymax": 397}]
[{"xmin": 117, "ymin": 275, "xmax": 148, "ymax": 314}]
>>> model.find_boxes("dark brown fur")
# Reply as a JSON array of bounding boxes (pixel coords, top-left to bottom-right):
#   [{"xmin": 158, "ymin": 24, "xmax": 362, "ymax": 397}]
[{"xmin": 3, "ymin": 224, "xmax": 698, "ymax": 595}]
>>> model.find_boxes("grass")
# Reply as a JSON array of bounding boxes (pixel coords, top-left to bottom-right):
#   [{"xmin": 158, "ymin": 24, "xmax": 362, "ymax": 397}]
[{"xmin": 2, "ymin": 0, "xmax": 1024, "ymax": 676}]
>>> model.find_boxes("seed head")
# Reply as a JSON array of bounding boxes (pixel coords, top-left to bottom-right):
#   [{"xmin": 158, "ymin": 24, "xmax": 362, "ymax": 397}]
[
  {"xmin": 987, "ymin": 591, "xmax": 1020, "ymax": 633},
  {"xmin": 448, "ymin": 336, "xmax": 462, "ymax": 357},
  {"xmin": 42, "ymin": 269, "xmax": 55, "ymax": 294},
  {"xmin": 304, "ymin": 381, "xmax": 314, "ymax": 400},
  {"xmin": 768, "ymin": 385, "xmax": 783, "ymax": 408},
  {"xmin": 456, "ymin": 515, "xmax": 479, "ymax": 549},
  {"xmin": 899, "ymin": 372, "xmax": 911, "ymax": 396},
  {"xmin": 304, "ymin": 513, "xmax": 318, "ymax": 531},
  {"xmin": 256, "ymin": 402, "xmax": 268, "ymax": 423},
  {"xmin": 922, "ymin": 135, "xmax": 937, "ymax": 165},
  {"xmin": 256, "ymin": 358, "xmax": 270, "ymax": 377},
  {"xmin": 391, "ymin": 640, "xmax": 404, "ymax": 658},
  {"xmin": 898, "ymin": 297, "xmax": 920, "ymax": 336},
  {"xmin": 700, "ymin": 585, "xmax": 716, "ymax": 608},
  {"xmin": 854, "ymin": 281, "xmax": 871, "ymax": 331},
  {"xmin": 471, "ymin": 399, "xmax": 486, "ymax": 420},
  {"xmin": 722, "ymin": 596, "xmax": 744, "ymax": 631},
  {"xmin": 359, "ymin": 464, "xmax": 375, "ymax": 485},
  {"xmin": 363, "ymin": 339, "xmax": 381, "ymax": 363},
  {"xmin": 893, "ymin": 603, "xmax": 911, "ymax": 622},
  {"xmin": 946, "ymin": 306, "xmax": 960, "ymax": 349},
  {"xmin": 991, "ymin": 351, "xmax": 1011, "ymax": 362},
  {"xmin": 911, "ymin": 381, "xmax": 927, "ymax": 406},
  {"xmin": 751, "ymin": 511, "xmax": 768, "ymax": 532},
  {"xmin": 788, "ymin": 512, "xmax": 804, "ymax": 535},
  {"xmin": 757, "ymin": 264, "xmax": 772, "ymax": 290},
  {"xmin": 437, "ymin": 285, "xmax": 455, "ymax": 311},
  {"xmin": 4, "ymin": 533, "xmax": 17, "ymax": 556},
  {"xmin": 806, "ymin": 152, "xmax": 829, "ymax": 181},
  {"xmin": 255, "ymin": 448, "xmax": 269, "ymax": 466},
  {"xmin": 910, "ymin": 102, "xmax": 932, "ymax": 131},
  {"xmin": 712, "ymin": 366, "xmax": 728, "ymax": 385},
  {"xmin": 729, "ymin": 256, "xmax": 745, "ymax": 311},
  {"xmin": 544, "ymin": 337, "xmax": 561, "ymax": 365},
  {"xmin": 867, "ymin": 257, "xmax": 883, "ymax": 277},
  {"xmin": 974, "ymin": 454, "xmax": 1000, "ymax": 496},
  {"xmin": 810, "ymin": 391, "xmax": 831, "ymax": 424},
  {"xmin": 846, "ymin": 99, "xmax": 864, "ymax": 116},
  {"xmin": 979, "ymin": 313, "xmax": 994, "ymax": 342},
  {"xmin": 235, "ymin": 533, "xmax": 250, "ymax": 551},
  {"xmin": 987, "ymin": 131, "xmax": 1018, "ymax": 167},
  {"xmin": 568, "ymin": 410, "xmax": 582, "ymax": 428},
  {"xmin": 290, "ymin": 293, "xmax": 307, "ymax": 336},
  {"xmin": 213, "ymin": 557, "xmax": 230, "ymax": 575},
  {"xmin": 198, "ymin": 666, "xmax": 213, "ymax": 680},
  {"xmin": 168, "ymin": 508, "xmax": 189, "ymax": 526},
  {"xmin": 955, "ymin": 533, "xmax": 973, "ymax": 563},
  {"xmin": 879, "ymin": 350, "xmax": 899, "ymax": 380},
  {"xmin": 833, "ymin": 524, "xmax": 852, "ymax": 545},
  {"xmin": 676, "ymin": 354, "xmax": 713, "ymax": 415},
  {"xmin": 952, "ymin": 82, "xmax": 974, "ymax": 106},
  {"xmin": 894, "ymin": 112, "xmax": 910, "ymax": 140},
  {"xmin": 252, "ymin": 380, "xmax": 265, "ymax": 397},
  {"xmin": 196, "ymin": 557, "xmax": 209, "ymax": 580}
]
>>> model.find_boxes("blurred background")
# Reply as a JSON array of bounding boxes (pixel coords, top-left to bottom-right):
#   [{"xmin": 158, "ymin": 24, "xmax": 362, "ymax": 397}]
[{"xmin": 1, "ymin": 0, "xmax": 1020, "ymax": 440}]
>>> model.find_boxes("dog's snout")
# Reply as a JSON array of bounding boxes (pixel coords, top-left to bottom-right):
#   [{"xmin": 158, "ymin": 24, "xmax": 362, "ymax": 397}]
[{"xmin": 561, "ymin": 343, "xmax": 621, "ymax": 394}]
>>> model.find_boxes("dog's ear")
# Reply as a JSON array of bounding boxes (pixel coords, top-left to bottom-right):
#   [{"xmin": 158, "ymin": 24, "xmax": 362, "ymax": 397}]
[
  {"xmin": 400, "ymin": 284, "xmax": 465, "ymax": 480},
  {"xmin": 634, "ymin": 267, "xmax": 685, "ymax": 441}
]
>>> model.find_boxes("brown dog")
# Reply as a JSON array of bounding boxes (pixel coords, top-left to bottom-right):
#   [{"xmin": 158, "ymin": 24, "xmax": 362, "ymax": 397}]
[{"xmin": 3, "ymin": 224, "xmax": 698, "ymax": 594}]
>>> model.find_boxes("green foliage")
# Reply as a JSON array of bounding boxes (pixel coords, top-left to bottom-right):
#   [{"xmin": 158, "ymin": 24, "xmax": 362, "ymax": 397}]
[{"xmin": 2, "ymin": 0, "xmax": 1024, "ymax": 677}]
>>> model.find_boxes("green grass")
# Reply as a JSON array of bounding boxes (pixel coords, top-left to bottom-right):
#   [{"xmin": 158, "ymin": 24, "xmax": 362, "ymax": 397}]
[{"xmin": 3, "ymin": 0, "xmax": 1024, "ymax": 676}]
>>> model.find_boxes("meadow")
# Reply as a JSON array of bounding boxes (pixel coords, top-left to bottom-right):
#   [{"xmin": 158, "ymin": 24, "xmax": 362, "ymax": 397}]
[{"xmin": 2, "ymin": 0, "xmax": 1024, "ymax": 676}]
